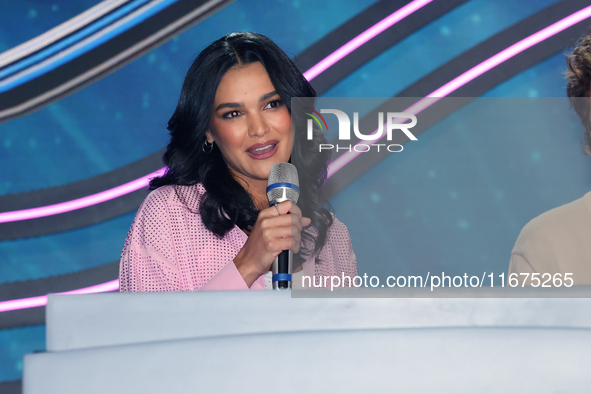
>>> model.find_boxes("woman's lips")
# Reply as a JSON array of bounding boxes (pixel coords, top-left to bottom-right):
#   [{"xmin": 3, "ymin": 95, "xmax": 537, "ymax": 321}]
[{"xmin": 246, "ymin": 141, "xmax": 279, "ymax": 159}]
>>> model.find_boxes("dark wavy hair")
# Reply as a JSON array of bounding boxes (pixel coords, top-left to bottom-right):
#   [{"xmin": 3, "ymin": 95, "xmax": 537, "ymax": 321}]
[
  {"xmin": 150, "ymin": 32, "xmax": 333, "ymax": 266},
  {"xmin": 566, "ymin": 28, "xmax": 591, "ymax": 155}
]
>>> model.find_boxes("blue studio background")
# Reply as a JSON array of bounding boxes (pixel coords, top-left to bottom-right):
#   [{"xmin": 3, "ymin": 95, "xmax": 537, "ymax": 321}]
[{"xmin": 2, "ymin": 0, "xmax": 591, "ymax": 387}]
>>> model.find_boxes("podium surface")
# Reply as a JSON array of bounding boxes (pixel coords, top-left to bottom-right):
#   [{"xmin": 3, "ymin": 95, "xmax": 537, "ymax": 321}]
[
  {"xmin": 23, "ymin": 289, "xmax": 591, "ymax": 393},
  {"xmin": 46, "ymin": 289, "xmax": 591, "ymax": 351}
]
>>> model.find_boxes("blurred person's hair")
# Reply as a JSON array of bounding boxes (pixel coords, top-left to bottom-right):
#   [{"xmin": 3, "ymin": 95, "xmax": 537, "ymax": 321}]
[{"xmin": 566, "ymin": 28, "xmax": 591, "ymax": 155}]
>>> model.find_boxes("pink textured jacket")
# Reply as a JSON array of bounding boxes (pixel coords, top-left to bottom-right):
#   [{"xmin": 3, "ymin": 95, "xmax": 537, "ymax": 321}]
[{"xmin": 119, "ymin": 184, "xmax": 357, "ymax": 292}]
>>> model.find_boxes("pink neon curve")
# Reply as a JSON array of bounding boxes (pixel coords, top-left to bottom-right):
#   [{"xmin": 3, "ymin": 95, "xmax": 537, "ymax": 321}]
[
  {"xmin": 3, "ymin": 6, "xmax": 591, "ymax": 314},
  {"xmin": 0, "ymin": 168, "xmax": 166, "ymax": 223},
  {"xmin": 0, "ymin": 280, "xmax": 119, "ymax": 313},
  {"xmin": 327, "ymin": 5, "xmax": 591, "ymax": 177},
  {"xmin": 303, "ymin": 0, "xmax": 433, "ymax": 81},
  {"xmin": 0, "ymin": 1, "xmax": 427, "ymax": 224}
]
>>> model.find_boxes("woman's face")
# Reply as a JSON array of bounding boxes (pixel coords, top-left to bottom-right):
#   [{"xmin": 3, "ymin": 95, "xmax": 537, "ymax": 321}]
[{"xmin": 207, "ymin": 62, "xmax": 292, "ymax": 188}]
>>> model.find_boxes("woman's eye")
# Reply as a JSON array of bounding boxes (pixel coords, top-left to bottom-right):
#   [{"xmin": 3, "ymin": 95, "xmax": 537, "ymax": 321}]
[
  {"xmin": 223, "ymin": 110, "xmax": 241, "ymax": 119},
  {"xmin": 265, "ymin": 99, "xmax": 282, "ymax": 109}
]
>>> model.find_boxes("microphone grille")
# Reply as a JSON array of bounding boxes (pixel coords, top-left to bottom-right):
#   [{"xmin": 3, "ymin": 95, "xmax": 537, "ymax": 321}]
[
  {"xmin": 268, "ymin": 162, "xmax": 299, "ymax": 186},
  {"xmin": 267, "ymin": 163, "xmax": 299, "ymax": 204}
]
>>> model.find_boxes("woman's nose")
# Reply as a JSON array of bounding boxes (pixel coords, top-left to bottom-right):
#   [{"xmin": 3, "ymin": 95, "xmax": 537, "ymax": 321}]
[{"xmin": 248, "ymin": 113, "xmax": 270, "ymax": 138}]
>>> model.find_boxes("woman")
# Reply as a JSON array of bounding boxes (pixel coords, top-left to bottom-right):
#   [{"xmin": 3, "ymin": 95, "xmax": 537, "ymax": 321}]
[{"xmin": 119, "ymin": 32, "xmax": 357, "ymax": 291}]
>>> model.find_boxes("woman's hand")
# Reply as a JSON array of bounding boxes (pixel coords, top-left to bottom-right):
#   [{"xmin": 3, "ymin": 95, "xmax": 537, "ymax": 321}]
[{"xmin": 233, "ymin": 200, "xmax": 311, "ymax": 287}]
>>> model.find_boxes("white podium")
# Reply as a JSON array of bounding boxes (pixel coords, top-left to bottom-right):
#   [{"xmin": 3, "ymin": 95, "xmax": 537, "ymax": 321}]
[{"xmin": 23, "ymin": 289, "xmax": 591, "ymax": 393}]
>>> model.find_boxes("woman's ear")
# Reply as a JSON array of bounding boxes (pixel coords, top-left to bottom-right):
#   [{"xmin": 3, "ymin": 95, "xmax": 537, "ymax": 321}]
[{"xmin": 205, "ymin": 130, "xmax": 214, "ymax": 144}]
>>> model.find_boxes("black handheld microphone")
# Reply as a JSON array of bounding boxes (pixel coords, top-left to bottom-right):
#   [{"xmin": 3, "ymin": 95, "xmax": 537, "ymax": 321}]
[{"xmin": 266, "ymin": 162, "xmax": 300, "ymax": 290}]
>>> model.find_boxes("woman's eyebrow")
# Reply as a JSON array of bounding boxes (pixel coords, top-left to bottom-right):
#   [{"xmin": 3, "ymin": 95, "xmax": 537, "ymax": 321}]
[
  {"xmin": 215, "ymin": 91, "xmax": 278, "ymax": 111},
  {"xmin": 259, "ymin": 91, "xmax": 278, "ymax": 102},
  {"xmin": 215, "ymin": 101, "xmax": 242, "ymax": 111}
]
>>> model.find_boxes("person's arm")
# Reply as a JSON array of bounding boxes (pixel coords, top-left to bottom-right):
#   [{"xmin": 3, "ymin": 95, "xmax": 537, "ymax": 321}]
[
  {"xmin": 507, "ymin": 252, "xmax": 536, "ymax": 287},
  {"xmin": 508, "ymin": 216, "xmax": 559, "ymax": 287},
  {"xmin": 200, "ymin": 261, "xmax": 265, "ymax": 291},
  {"xmin": 202, "ymin": 201, "xmax": 310, "ymax": 290},
  {"xmin": 121, "ymin": 190, "xmax": 310, "ymax": 291},
  {"xmin": 120, "ymin": 187, "xmax": 262, "ymax": 292}
]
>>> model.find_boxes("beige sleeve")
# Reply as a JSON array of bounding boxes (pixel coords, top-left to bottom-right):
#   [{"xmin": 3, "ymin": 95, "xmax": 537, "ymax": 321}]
[
  {"xmin": 508, "ymin": 218, "xmax": 560, "ymax": 286},
  {"xmin": 508, "ymin": 252, "xmax": 535, "ymax": 286},
  {"xmin": 508, "ymin": 195, "xmax": 591, "ymax": 285}
]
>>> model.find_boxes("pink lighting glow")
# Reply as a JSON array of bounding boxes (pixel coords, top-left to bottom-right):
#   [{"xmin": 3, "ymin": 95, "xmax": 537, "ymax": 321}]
[
  {"xmin": 303, "ymin": 0, "xmax": 433, "ymax": 81},
  {"xmin": 327, "ymin": 5, "xmax": 591, "ymax": 177},
  {"xmin": 0, "ymin": 168, "xmax": 166, "ymax": 223},
  {"xmin": 0, "ymin": 280, "xmax": 119, "ymax": 313}
]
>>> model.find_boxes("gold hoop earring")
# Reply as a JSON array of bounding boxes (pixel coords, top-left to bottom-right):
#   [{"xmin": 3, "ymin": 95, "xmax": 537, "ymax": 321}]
[{"xmin": 203, "ymin": 140, "xmax": 214, "ymax": 153}]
